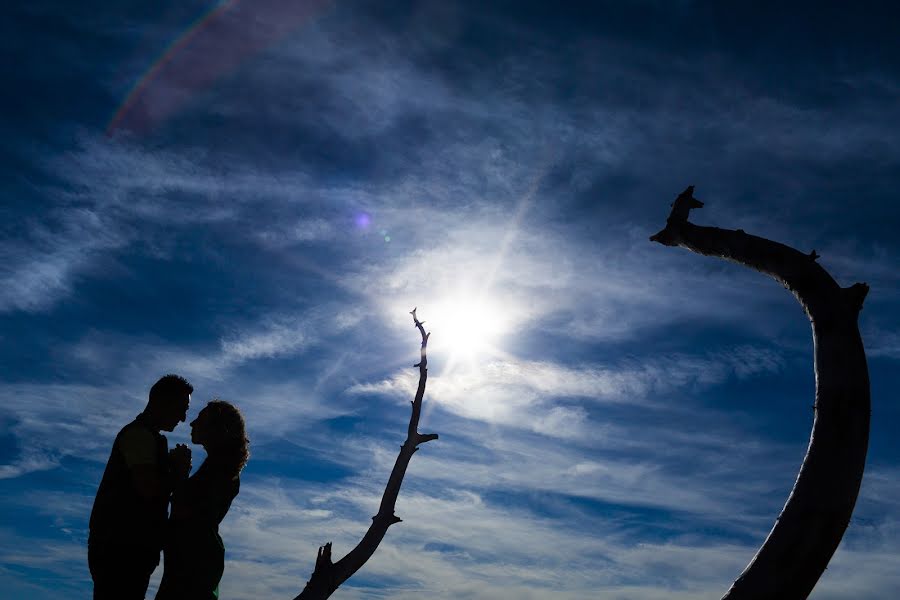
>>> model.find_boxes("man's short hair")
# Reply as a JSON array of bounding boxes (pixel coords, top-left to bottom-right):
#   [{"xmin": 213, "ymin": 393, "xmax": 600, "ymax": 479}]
[{"xmin": 148, "ymin": 374, "xmax": 193, "ymax": 408}]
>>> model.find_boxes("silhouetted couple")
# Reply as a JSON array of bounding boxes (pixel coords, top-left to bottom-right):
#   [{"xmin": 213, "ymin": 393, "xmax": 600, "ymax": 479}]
[{"xmin": 88, "ymin": 374, "xmax": 250, "ymax": 599}]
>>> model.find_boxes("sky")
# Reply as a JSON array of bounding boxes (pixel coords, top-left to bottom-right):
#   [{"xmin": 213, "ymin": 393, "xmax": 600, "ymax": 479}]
[{"xmin": 2, "ymin": 1, "xmax": 900, "ymax": 598}]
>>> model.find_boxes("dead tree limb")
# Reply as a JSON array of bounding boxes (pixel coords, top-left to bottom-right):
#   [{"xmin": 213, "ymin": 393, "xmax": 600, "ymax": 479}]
[
  {"xmin": 293, "ymin": 309, "xmax": 438, "ymax": 600},
  {"xmin": 650, "ymin": 186, "xmax": 870, "ymax": 599}
]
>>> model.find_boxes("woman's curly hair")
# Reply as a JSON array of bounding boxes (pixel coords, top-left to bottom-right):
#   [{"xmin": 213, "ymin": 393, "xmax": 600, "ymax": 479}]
[{"xmin": 205, "ymin": 399, "xmax": 250, "ymax": 478}]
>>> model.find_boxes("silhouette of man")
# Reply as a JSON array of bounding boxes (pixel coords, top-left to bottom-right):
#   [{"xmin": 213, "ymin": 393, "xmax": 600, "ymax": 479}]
[{"xmin": 89, "ymin": 374, "xmax": 193, "ymax": 600}]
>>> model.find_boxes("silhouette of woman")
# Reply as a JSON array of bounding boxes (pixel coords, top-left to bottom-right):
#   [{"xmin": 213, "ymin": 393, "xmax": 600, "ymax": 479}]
[{"xmin": 156, "ymin": 400, "xmax": 249, "ymax": 600}]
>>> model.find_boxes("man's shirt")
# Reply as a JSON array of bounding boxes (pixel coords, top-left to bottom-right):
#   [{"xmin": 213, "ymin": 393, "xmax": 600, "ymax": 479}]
[{"xmin": 89, "ymin": 413, "xmax": 169, "ymax": 550}]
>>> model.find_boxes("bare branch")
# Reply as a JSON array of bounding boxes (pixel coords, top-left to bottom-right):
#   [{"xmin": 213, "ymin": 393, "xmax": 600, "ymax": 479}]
[
  {"xmin": 293, "ymin": 310, "xmax": 438, "ymax": 600},
  {"xmin": 651, "ymin": 187, "xmax": 870, "ymax": 600}
]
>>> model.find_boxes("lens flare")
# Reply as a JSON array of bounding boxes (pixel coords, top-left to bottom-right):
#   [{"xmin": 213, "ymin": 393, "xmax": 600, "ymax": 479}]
[
  {"xmin": 354, "ymin": 212, "xmax": 371, "ymax": 229},
  {"xmin": 108, "ymin": 0, "xmax": 333, "ymax": 135}
]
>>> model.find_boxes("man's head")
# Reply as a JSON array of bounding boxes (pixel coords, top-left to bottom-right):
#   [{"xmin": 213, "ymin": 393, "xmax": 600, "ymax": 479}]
[{"xmin": 146, "ymin": 374, "xmax": 193, "ymax": 432}]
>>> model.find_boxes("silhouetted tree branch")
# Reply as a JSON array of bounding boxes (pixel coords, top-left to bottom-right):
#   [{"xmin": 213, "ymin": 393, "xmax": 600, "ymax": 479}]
[
  {"xmin": 293, "ymin": 309, "xmax": 438, "ymax": 600},
  {"xmin": 651, "ymin": 187, "xmax": 871, "ymax": 599}
]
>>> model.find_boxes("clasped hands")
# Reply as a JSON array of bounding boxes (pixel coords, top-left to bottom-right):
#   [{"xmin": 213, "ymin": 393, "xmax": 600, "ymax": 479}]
[{"xmin": 169, "ymin": 443, "xmax": 192, "ymax": 480}]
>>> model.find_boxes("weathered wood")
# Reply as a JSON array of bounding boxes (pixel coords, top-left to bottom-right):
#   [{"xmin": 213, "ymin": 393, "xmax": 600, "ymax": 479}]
[
  {"xmin": 293, "ymin": 309, "xmax": 438, "ymax": 600},
  {"xmin": 651, "ymin": 186, "xmax": 870, "ymax": 599}
]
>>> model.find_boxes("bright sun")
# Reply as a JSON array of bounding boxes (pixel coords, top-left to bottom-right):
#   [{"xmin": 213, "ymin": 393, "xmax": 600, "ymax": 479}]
[{"xmin": 429, "ymin": 293, "xmax": 509, "ymax": 363}]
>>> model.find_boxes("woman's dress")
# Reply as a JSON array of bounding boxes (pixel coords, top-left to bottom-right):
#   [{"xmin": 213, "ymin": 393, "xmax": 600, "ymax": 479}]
[{"xmin": 156, "ymin": 458, "xmax": 240, "ymax": 600}]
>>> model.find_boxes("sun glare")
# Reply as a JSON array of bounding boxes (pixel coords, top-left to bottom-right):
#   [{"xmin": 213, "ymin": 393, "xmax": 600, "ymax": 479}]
[{"xmin": 430, "ymin": 293, "xmax": 510, "ymax": 363}]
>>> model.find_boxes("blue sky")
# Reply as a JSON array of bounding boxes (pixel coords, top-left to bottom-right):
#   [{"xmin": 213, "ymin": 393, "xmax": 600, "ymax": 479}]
[{"xmin": 3, "ymin": 1, "xmax": 900, "ymax": 598}]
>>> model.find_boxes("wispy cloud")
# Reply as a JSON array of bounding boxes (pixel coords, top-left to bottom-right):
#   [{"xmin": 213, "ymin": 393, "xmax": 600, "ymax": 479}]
[
  {"xmin": 350, "ymin": 346, "xmax": 783, "ymax": 436},
  {"xmin": 219, "ymin": 317, "xmax": 313, "ymax": 365},
  {"xmin": 0, "ymin": 207, "xmax": 128, "ymax": 312},
  {"xmin": 0, "ymin": 450, "xmax": 60, "ymax": 480}
]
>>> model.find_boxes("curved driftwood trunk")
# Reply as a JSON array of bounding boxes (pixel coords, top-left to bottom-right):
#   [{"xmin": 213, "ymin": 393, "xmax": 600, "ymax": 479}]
[
  {"xmin": 651, "ymin": 187, "xmax": 870, "ymax": 600},
  {"xmin": 293, "ymin": 309, "xmax": 438, "ymax": 600}
]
